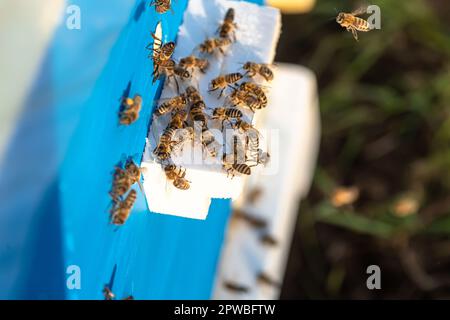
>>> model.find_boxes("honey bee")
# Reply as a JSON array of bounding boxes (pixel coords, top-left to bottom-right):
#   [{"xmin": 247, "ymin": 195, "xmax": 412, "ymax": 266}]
[
  {"xmin": 103, "ymin": 285, "xmax": 115, "ymax": 300},
  {"xmin": 218, "ymin": 8, "xmax": 238, "ymax": 41},
  {"xmin": 179, "ymin": 55, "xmax": 210, "ymax": 74},
  {"xmin": 199, "ymin": 37, "xmax": 232, "ymax": 55},
  {"xmin": 119, "ymin": 94, "xmax": 142, "ymax": 125},
  {"xmin": 122, "ymin": 295, "xmax": 134, "ymax": 300},
  {"xmin": 232, "ymin": 119, "xmax": 255, "ymax": 133},
  {"xmin": 149, "ymin": 0, "xmax": 172, "ymax": 14},
  {"xmin": 154, "ymin": 143, "xmax": 173, "ymax": 161},
  {"xmin": 209, "ymin": 73, "xmax": 243, "ymax": 97},
  {"xmin": 223, "ymin": 136, "xmax": 251, "ymax": 178},
  {"xmin": 186, "ymin": 86, "xmax": 208, "ymax": 128},
  {"xmin": 147, "ymin": 32, "xmax": 175, "ymax": 61},
  {"xmin": 110, "ymin": 189, "xmax": 137, "ymax": 225},
  {"xmin": 154, "ymin": 111, "xmax": 186, "ymax": 161},
  {"xmin": 257, "ymin": 272, "xmax": 280, "ymax": 287},
  {"xmin": 229, "ymin": 88, "xmax": 263, "ymax": 111},
  {"xmin": 242, "ymin": 62, "xmax": 274, "ymax": 82},
  {"xmin": 124, "ymin": 159, "xmax": 145, "ymax": 193},
  {"xmin": 239, "ymin": 82, "xmax": 268, "ymax": 109},
  {"xmin": 233, "ymin": 209, "xmax": 267, "ymax": 229},
  {"xmin": 186, "ymin": 86, "xmax": 203, "ymax": 104},
  {"xmin": 336, "ymin": 7, "xmax": 371, "ymax": 41},
  {"xmin": 246, "ymin": 187, "xmax": 263, "ymax": 205},
  {"xmin": 223, "ymin": 281, "xmax": 249, "ymax": 293},
  {"xmin": 164, "ymin": 164, "xmax": 190, "ymax": 190},
  {"xmin": 155, "ymin": 62, "xmax": 191, "ymax": 93},
  {"xmin": 212, "ymin": 107, "xmax": 243, "ymax": 129},
  {"xmin": 260, "ymin": 233, "xmax": 278, "ymax": 247},
  {"xmin": 169, "ymin": 66, "xmax": 192, "ymax": 93},
  {"xmin": 110, "ymin": 166, "xmax": 133, "ymax": 203},
  {"xmin": 154, "ymin": 93, "xmax": 188, "ymax": 116}
]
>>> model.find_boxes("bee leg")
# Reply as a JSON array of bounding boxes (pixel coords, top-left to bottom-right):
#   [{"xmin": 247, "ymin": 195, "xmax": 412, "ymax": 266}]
[
  {"xmin": 351, "ymin": 28, "xmax": 359, "ymax": 41},
  {"xmin": 150, "ymin": 32, "xmax": 162, "ymax": 43},
  {"xmin": 347, "ymin": 26, "xmax": 358, "ymax": 41}
]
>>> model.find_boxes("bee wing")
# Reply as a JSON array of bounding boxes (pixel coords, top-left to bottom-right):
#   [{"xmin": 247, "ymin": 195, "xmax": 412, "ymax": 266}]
[{"xmin": 351, "ymin": 5, "xmax": 367, "ymax": 16}]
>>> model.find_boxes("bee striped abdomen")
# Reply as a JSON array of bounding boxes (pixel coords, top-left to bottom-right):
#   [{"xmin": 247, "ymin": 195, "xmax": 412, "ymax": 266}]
[
  {"xmin": 354, "ymin": 17, "xmax": 370, "ymax": 31},
  {"xmin": 190, "ymin": 105, "xmax": 207, "ymax": 127},
  {"xmin": 226, "ymin": 108, "xmax": 243, "ymax": 119},
  {"xmin": 233, "ymin": 163, "xmax": 251, "ymax": 175},
  {"xmin": 226, "ymin": 72, "xmax": 243, "ymax": 83},
  {"xmin": 174, "ymin": 178, "xmax": 190, "ymax": 190}
]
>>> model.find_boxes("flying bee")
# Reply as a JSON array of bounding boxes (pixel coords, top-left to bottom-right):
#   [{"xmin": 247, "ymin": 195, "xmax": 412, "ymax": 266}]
[
  {"xmin": 242, "ymin": 62, "xmax": 274, "ymax": 82},
  {"xmin": 209, "ymin": 73, "xmax": 243, "ymax": 97},
  {"xmin": 179, "ymin": 55, "xmax": 210, "ymax": 74},
  {"xmin": 336, "ymin": 7, "xmax": 371, "ymax": 41},
  {"xmin": 260, "ymin": 233, "xmax": 278, "ymax": 247},
  {"xmin": 257, "ymin": 272, "xmax": 280, "ymax": 288},
  {"xmin": 218, "ymin": 8, "xmax": 238, "ymax": 41},
  {"xmin": 233, "ymin": 209, "xmax": 267, "ymax": 229},
  {"xmin": 212, "ymin": 107, "xmax": 243, "ymax": 130},
  {"xmin": 147, "ymin": 32, "xmax": 175, "ymax": 61},
  {"xmin": 199, "ymin": 37, "xmax": 232, "ymax": 55},
  {"xmin": 103, "ymin": 285, "xmax": 115, "ymax": 300},
  {"xmin": 223, "ymin": 281, "xmax": 249, "ymax": 293},
  {"xmin": 164, "ymin": 164, "xmax": 190, "ymax": 190},
  {"xmin": 149, "ymin": 0, "xmax": 172, "ymax": 14},
  {"xmin": 119, "ymin": 94, "xmax": 142, "ymax": 125},
  {"xmin": 154, "ymin": 93, "xmax": 188, "ymax": 116},
  {"xmin": 110, "ymin": 189, "xmax": 137, "ymax": 225},
  {"xmin": 152, "ymin": 59, "xmax": 176, "ymax": 82}
]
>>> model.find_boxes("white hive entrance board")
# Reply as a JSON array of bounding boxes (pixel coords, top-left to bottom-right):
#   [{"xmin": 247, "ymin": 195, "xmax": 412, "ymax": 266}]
[
  {"xmin": 142, "ymin": 0, "xmax": 282, "ymax": 219},
  {"xmin": 213, "ymin": 64, "xmax": 320, "ymax": 299}
]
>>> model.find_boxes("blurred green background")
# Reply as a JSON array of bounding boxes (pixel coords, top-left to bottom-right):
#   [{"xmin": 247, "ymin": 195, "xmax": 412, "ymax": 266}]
[{"xmin": 278, "ymin": 0, "xmax": 450, "ymax": 299}]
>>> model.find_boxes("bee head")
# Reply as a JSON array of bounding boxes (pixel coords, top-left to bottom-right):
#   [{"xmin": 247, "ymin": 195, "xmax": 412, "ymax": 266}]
[
  {"xmin": 213, "ymin": 108, "xmax": 225, "ymax": 116},
  {"xmin": 336, "ymin": 13, "xmax": 345, "ymax": 24}
]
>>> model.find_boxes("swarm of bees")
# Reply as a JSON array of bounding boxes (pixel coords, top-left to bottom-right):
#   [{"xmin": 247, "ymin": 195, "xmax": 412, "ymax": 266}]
[
  {"xmin": 336, "ymin": 7, "xmax": 372, "ymax": 41},
  {"xmin": 149, "ymin": 8, "xmax": 274, "ymax": 191}
]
